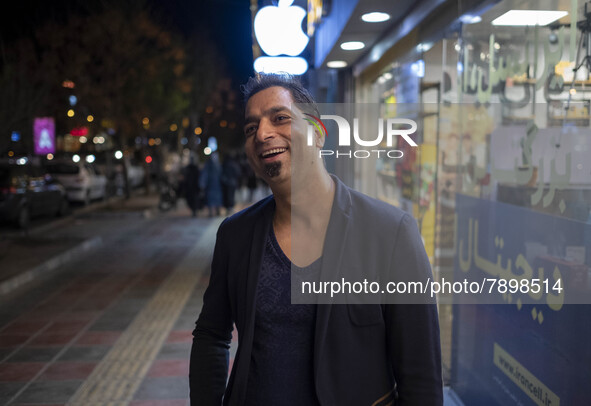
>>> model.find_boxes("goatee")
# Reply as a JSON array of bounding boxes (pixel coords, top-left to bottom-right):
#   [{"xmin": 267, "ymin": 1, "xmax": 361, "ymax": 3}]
[{"xmin": 264, "ymin": 162, "xmax": 281, "ymax": 178}]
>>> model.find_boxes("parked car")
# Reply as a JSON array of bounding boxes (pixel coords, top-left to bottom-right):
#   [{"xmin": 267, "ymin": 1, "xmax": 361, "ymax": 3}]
[
  {"xmin": 94, "ymin": 155, "xmax": 145, "ymax": 196},
  {"xmin": 114, "ymin": 158, "xmax": 145, "ymax": 190},
  {"xmin": 0, "ymin": 161, "xmax": 69, "ymax": 228},
  {"xmin": 45, "ymin": 160, "xmax": 107, "ymax": 205},
  {"xmin": 127, "ymin": 160, "xmax": 145, "ymax": 188}
]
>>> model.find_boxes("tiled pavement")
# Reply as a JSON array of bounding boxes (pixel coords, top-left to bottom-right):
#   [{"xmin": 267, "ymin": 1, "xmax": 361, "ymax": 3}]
[{"xmin": 0, "ymin": 196, "xmax": 239, "ymax": 406}]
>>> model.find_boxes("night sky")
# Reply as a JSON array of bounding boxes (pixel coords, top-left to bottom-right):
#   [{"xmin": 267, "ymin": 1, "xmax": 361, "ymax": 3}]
[
  {"xmin": 149, "ymin": 0, "xmax": 254, "ymax": 85},
  {"xmin": 0, "ymin": 0, "xmax": 254, "ymax": 85}
]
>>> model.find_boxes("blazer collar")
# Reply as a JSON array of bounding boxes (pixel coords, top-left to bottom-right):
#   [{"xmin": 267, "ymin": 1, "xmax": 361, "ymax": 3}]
[
  {"xmin": 245, "ymin": 196, "xmax": 275, "ymax": 325},
  {"xmin": 234, "ymin": 195, "xmax": 275, "ymax": 404}
]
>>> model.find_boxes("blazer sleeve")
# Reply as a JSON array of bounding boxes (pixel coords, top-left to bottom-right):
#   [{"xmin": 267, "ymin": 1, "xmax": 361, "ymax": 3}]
[
  {"xmin": 384, "ymin": 214, "xmax": 443, "ymax": 405},
  {"xmin": 190, "ymin": 220, "xmax": 234, "ymax": 405}
]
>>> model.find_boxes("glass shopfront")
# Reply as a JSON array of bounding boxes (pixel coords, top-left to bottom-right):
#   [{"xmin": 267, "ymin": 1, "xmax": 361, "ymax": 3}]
[{"xmin": 353, "ymin": 0, "xmax": 591, "ymax": 403}]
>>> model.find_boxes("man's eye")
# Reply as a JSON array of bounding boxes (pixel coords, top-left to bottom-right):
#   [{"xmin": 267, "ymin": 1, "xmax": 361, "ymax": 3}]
[
  {"xmin": 244, "ymin": 125, "xmax": 257, "ymax": 137},
  {"xmin": 276, "ymin": 115, "xmax": 290, "ymax": 122}
]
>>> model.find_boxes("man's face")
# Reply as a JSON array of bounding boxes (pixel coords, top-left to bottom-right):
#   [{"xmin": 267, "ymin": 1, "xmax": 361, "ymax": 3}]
[{"xmin": 244, "ymin": 86, "xmax": 307, "ymax": 187}]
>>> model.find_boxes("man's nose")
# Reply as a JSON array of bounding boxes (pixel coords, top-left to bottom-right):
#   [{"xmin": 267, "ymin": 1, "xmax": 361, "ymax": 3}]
[{"xmin": 255, "ymin": 118, "xmax": 275, "ymax": 143}]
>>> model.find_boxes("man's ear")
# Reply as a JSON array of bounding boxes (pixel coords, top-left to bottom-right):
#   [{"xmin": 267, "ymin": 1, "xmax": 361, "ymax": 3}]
[{"xmin": 315, "ymin": 129, "xmax": 325, "ymax": 148}]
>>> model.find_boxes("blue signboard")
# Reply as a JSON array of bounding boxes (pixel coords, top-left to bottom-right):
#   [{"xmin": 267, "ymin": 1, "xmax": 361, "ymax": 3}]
[{"xmin": 452, "ymin": 194, "xmax": 591, "ymax": 405}]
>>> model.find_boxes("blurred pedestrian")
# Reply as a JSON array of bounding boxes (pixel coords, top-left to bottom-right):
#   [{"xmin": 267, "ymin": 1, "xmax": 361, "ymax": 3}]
[
  {"xmin": 182, "ymin": 156, "xmax": 201, "ymax": 217},
  {"xmin": 221, "ymin": 153, "xmax": 242, "ymax": 215},
  {"xmin": 199, "ymin": 152, "xmax": 223, "ymax": 217},
  {"xmin": 245, "ymin": 163, "xmax": 257, "ymax": 202}
]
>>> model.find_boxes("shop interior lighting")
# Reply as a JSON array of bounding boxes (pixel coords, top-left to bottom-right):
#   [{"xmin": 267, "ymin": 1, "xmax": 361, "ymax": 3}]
[
  {"xmin": 361, "ymin": 12, "xmax": 390, "ymax": 23},
  {"xmin": 341, "ymin": 41, "xmax": 365, "ymax": 50},
  {"xmin": 72, "ymin": 154, "xmax": 81, "ymax": 163},
  {"xmin": 417, "ymin": 42, "xmax": 433, "ymax": 53},
  {"xmin": 459, "ymin": 14, "xmax": 482, "ymax": 24},
  {"xmin": 492, "ymin": 10, "xmax": 567, "ymax": 26},
  {"xmin": 86, "ymin": 155, "xmax": 96, "ymax": 163},
  {"xmin": 377, "ymin": 72, "xmax": 393, "ymax": 84},
  {"xmin": 411, "ymin": 60, "xmax": 425, "ymax": 78},
  {"xmin": 327, "ymin": 60, "xmax": 348, "ymax": 68},
  {"xmin": 114, "ymin": 150, "xmax": 123, "ymax": 160}
]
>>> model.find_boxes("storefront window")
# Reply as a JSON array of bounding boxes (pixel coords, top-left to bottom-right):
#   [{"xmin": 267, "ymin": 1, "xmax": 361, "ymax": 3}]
[
  {"xmin": 448, "ymin": 1, "xmax": 590, "ymax": 404},
  {"xmin": 362, "ymin": 0, "xmax": 590, "ymax": 402}
]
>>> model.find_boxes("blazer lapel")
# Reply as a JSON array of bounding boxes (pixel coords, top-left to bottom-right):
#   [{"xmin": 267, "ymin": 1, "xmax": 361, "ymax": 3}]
[
  {"xmin": 244, "ymin": 198, "xmax": 274, "ymax": 327},
  {"xmin": 314, "ymin": 176, "xmax": 352, "ymax": 386},
  {"xmin": 232, "ymin": 197, "xmax": 274, "ymax": 404}
]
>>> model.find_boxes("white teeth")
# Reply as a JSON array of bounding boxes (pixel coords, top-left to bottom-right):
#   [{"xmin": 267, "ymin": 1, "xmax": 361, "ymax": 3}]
[{"xmin": 261, "ymin": 148, "xmax": 287, "ymax": 157}]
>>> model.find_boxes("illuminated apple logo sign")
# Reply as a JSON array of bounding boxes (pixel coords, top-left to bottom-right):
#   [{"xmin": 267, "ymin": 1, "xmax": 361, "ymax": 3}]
[{"xmin": 254, "ymin": 0, "xmax": 309, "ymax": 74}]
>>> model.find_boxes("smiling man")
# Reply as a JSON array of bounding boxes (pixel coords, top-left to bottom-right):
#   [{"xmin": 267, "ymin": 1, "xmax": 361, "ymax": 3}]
[{"xmin": 189, "ymin": 73, "xmax": 443, "ymax": 406}]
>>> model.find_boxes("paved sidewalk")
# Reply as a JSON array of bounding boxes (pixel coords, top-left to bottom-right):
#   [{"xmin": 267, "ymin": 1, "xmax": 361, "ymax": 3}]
[
  {"xmin": 0, "ymin": 184, "xmax": 265, "ymax": 297},
  {"xmin": 0, "ymin": 196, "xmax": 225, "ymax": 405},
  {"xmin": 0, "ymin": 191, "xmax": 161, "ymax": 296}
]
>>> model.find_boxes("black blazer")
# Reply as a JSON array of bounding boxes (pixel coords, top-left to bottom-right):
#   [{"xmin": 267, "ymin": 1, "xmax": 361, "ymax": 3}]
[{"xmin": 190, "ymin": 176, "xmax": 443, "ymax": 406}]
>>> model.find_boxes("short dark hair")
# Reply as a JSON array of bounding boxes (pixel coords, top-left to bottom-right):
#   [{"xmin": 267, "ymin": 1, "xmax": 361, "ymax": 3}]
[{"xmin": 241, "ymin": 73, "xmax": 319, "ymax": 116}]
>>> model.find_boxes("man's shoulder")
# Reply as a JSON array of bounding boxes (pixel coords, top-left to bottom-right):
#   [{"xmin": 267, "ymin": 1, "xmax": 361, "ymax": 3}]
[
  {"xmin": 347, "ymin": 186, "xmax": 408, "ymax": 224},
  {"xmin": 219, "ymin": 195, "xmax": 274, "ymax": 233}
]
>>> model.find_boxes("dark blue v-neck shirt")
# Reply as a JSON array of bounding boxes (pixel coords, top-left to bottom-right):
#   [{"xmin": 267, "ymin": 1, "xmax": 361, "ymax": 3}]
[{"xmin": 244, "ymin": 227, "xmax": 321, "ymax": 406}]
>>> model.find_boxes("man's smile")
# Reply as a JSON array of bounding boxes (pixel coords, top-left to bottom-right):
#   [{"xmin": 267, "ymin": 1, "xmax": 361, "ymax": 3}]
[{"xmin": 260, "ymin": 147, "xmax": 288, "ymax": 162}]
